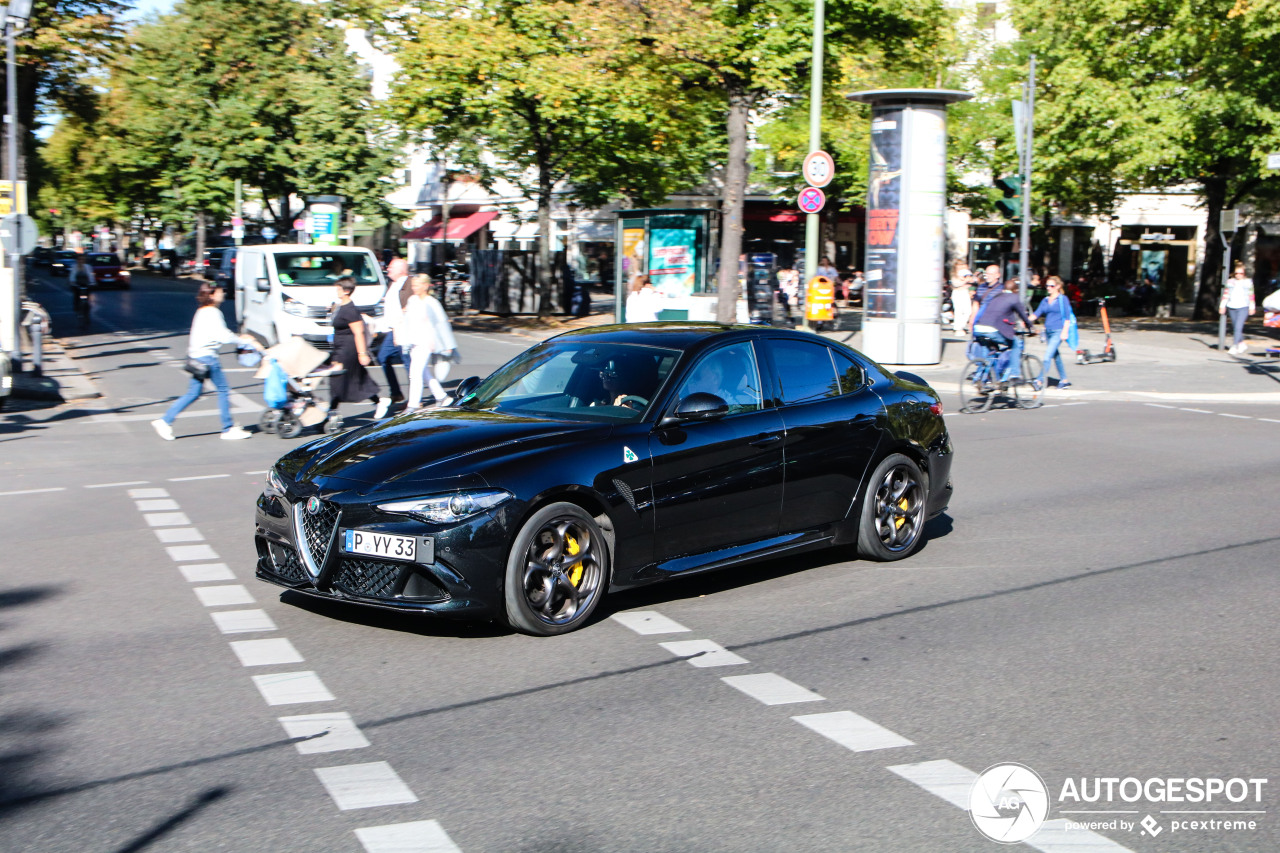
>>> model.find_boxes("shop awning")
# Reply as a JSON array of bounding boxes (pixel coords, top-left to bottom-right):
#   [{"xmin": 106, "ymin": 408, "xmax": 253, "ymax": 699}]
[{"xmin": 403, "ymin": 210, "xmax": 500, "ymax": 241}]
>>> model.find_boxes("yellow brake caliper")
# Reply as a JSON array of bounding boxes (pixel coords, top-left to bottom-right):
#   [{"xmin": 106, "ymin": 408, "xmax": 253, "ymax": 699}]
[
  {"xmin": 565, "ymin": 534, "xmax": 584, "ymax": 586},
  {"xmin": 895, "ymin": 497, "xmax": 909, "ymax": 529}
]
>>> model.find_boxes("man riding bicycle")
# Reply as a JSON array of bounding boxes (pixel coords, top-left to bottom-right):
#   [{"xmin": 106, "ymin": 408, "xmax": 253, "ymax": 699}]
[
  {"xmin": 70, "ymin": 250, "xmax": 96, "ymax": 322},
  {"xmin": 971, "ymin": 279, "xmax": 1034, "ymax": 382}
]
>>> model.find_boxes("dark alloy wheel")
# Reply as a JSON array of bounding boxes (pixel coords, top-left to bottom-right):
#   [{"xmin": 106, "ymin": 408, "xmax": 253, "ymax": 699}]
[
  {"xmin": 857, "ymin": 454, "xmax": 927, "ymax": 561},
  {"xmin": 504, "ymin": 502, "xmax": 609, "ymax": 636}
]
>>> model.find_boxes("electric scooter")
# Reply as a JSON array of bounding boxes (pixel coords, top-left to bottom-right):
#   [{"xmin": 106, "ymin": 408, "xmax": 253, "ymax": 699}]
[{"xmin": 1076, "ymin": 296, "xmax": 1117, "ymax": 364}]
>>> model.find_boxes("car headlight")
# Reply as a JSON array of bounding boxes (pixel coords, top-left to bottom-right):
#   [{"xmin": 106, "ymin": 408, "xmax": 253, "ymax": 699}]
[
  {"xmin": 282, "ymin": 295, "xmax": 307, "ymax": 317},
  {"xmin": 377, "ymin": 489, "xmax": 512, "ymax": 524},
  {"xmin": 265, "ymin": 467, "xmax": 287, "ymax": 498}
]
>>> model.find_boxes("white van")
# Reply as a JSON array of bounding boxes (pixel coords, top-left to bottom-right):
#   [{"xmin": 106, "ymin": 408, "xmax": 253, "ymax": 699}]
[{"xmin": 235, "ymin": 245, "xmax": 387, "ymax": 348}]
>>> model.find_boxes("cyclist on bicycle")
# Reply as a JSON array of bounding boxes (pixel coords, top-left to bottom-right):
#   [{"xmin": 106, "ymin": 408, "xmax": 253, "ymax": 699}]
[
  {"xmin": 70, "ymin": 250, "xmax": 95, "ymax": 318},
  {"xmin": 971, "ymin": 279, "xmax": 1034, "ymax": 381}
]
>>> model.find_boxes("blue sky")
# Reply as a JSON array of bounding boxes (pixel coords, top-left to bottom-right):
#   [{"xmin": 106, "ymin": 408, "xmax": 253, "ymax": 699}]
[{"xmin": 127, "ymin": 0, "xmax": 174, "ymax": 20}]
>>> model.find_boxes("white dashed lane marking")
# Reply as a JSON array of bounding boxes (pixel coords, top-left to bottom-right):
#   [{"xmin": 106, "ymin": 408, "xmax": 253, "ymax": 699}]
[
  {"xmin": 279, "ymin": 713, "xmax": 372, "ymax": 754},
  {"xmin": 889, "ymin": 760, "xmax": 1133, "ymax": 852},
  {"xmin": 166, "ymin": 544, "xmax": 220, "ymax": 562},
  {"xmin": 252, "ymin": 671, "xmax": 336, "ymax": 705},
  {"xmin": 230, "ymin": 638, "xmax": 304, "ymax": 667},
  {"xmin": 1179, "ymin": 408, "xmax": 1213, "ymax": 414},
  {"xmin": 1219, "ymin": 413, "xmax": 1251, "ymax": 419},
  {"xmin": 610, "ymin": 610, "xmax": 691, "ymax": 635},
  {"xmin": 129, "ymin": 487, "xmax": 170, "ymax": 499},
  {"xmin": 179, "ymin": 563, "xmax": 235, "ymax": 583},
  {"xmin": 314, "ymin": 762, "xmax": 419, "ymax": 811},
  {"xmin": 84, "ymin": 480, "xmax": 150, "ymax": 489},
  {"xmin": 658, "ymin": 639, "xmax": 749, "ymax": 668},
  {"xmin": 0, "ymin": 487, "xmax": 66, "ymax": 497},
  {"xmin": 355, "ymin": 820, "xmax": 463, "ymax": 853},
  {"xmin": 155, "ymin": 527, "xmax": 204, "ymax": 544},
  {"xmin": 210, "ymin": 609, "xmax": 277, "ymax": 634},
  {"xmin": 169, "ymin": 474, "xmax": 231, "ymax": 482},
  {"xmin": 792, "ymin": 710, "xmax": 915, "ymax": 752},
  {"xmin": 1144, "ymin": 403, "xmax": 1177, "ymax": 409},
  {"xmin": 721, "ymin": 673, "xmax": 825, "ymax": 705},
  {"xmin": 136, "ymin": 498, "xmax": 180, "ymax": 511},
  {"xmin": 194, "ymin": 584, "xmax": 255, "ymax": 607},
  {"xmin": 145, "ymin": 512, "xmax": 192, "ymax": 527}
]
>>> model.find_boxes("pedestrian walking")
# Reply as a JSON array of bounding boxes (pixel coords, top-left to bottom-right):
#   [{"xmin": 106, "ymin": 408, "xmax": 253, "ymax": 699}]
[
  {"xmin": 151, "ymin": 283, "xmax": 259, "ymax": 441},
  {"xmin": 625, "ymin": 274, "xmax": 660, "ymax": 322},
  {"xmin": 815, "ymin": 256, "xmax": 839, "ymax": 282},
  {"xmin": 1220, "ymin": 262, "xmax": 1255, "ymax": 354},
  {"xmin": 1030, "ymin": 275, "xmax": 1076, "ymax": 390},
  {"xmin": 950, "ymin": 261, "xmax": 974, "ymax": 334},
  {"xmin": 376, "ymin": 257, "xmax": 412, "ymax": 405},
  {"xmin": 400, "ymin": 274, "xmax": 459, "ymax": 409},
  {"xmin": 325, "ymin": 277, "xmax": 389, "ymax": 425}
]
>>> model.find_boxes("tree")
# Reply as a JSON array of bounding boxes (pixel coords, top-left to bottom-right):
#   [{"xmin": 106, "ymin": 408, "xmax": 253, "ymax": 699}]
[
  {"xmin": 590, "ymin": 0, "xmax": 941, "ymax": 322},
  {"xmin": 382, "ymin": 0, "xmax": 718, "ymax": 315},
  {"xmin": 1004, "ymin": 0, "xmax": 1280, "ymax": 318}
]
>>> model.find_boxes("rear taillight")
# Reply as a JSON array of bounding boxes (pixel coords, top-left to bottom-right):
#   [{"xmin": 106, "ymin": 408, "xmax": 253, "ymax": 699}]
[{"xmin": 929, "ymin": 402, "xmax": 943, "ymax": 416}]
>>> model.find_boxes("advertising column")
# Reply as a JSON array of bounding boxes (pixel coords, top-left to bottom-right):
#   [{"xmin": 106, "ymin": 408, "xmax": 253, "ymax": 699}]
[{"xmin": 848, "ymin": 90, "xmax": 971, "ymax": 364}]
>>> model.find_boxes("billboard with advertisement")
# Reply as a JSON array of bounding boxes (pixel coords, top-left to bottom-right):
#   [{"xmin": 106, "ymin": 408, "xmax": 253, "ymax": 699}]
[
  {"xmin": 648, "ymin": 228, "xmax": 698, "ymax": 297},
  {"xmin": 865, "ymin": 110, "xmax": 902, "ymax": 319}
]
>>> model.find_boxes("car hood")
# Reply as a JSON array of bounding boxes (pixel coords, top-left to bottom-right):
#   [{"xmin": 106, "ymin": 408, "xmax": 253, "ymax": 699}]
[{"xmin": 281, "ymin": 409, "xmax": 590, "ymax": 488}]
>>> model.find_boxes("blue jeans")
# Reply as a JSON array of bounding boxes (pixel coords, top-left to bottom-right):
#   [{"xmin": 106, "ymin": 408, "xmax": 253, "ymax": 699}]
[
  {"xmin": 998, "ymin": 335, "xmax": 1024, "ymax": 381},
  {"xmin": 377, "ymin": 332, "xmax": 404, "ymax": 398},
  {"xmin": 1037, "ymin": 329, "xmax": 1069, "ymax": 384},
  {"xmin": 163, "ymin": 355, "xmax": 233, "ymax": 432},
  {"xmin": 1229, "ymin": 306, "xmax": 1248, "ymax": 346}
]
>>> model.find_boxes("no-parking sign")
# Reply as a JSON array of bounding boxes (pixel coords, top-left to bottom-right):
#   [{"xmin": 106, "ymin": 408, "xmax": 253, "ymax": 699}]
[{"xmin": 798, "ymin": 186, "xmax": 826, "ymax": 214}]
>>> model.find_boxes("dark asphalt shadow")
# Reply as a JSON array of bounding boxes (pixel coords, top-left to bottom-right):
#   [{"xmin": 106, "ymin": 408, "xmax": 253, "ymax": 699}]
[{"xmin": 110, "ymin": 786, "xmax": 230, "ymax": 853}]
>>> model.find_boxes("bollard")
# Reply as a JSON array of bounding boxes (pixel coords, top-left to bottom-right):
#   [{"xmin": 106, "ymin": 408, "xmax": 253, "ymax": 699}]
[
  {"xmin": 1218, "ymin": 312, "xmax": 1227, "ymax": 351},
  {"xmin": 29, "ymin": 314, "xmax": 42, "ymax": 377}
]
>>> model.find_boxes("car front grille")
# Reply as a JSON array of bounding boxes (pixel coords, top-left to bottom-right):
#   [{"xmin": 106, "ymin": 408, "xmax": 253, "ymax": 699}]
[
  {"xmin": 268, "ymin": 542, "xmax": 309, "ymax": 583},
  {"xmin": 296, "ymin": 499, "xmax": 341, "ymax": 576},
  {"xmin": 332, "ymin": 558, "xmax": 403, "ymax": 599}
]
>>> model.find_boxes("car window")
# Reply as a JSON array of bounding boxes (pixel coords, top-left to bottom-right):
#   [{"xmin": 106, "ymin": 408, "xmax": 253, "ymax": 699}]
[
  {"xmin": 274, "ymin": 252, "xmax": 380, "ymax": 286},
  {"xmin": 674, "ymin": 342, "xmax": 763, "ymax": 414},
  {"xmin": 89, "ymin": 255, "xmax": 117, "ymax": 267},
  {"xmin": 831, "ymin": 348, "xmax": 865, "ymax": 394},
  {"xmin": 770, "ymin": 339, "xmax": 841, "ymax": 404}
]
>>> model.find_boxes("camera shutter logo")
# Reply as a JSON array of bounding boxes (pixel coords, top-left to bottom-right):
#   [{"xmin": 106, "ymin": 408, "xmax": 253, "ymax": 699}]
[{"xmin": 969, "ymin": 763, "xmax": 1051, "ymax": 843}]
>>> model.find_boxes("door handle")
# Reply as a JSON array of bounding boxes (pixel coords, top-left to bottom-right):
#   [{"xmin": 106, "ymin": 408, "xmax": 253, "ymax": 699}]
[
  {"xmin": 749, "ymin": 434, "xmax": 782, "ymax": 447},
  {"xmin": 848, "ymin": 414, "xmax": 876, "ymax": 426}
]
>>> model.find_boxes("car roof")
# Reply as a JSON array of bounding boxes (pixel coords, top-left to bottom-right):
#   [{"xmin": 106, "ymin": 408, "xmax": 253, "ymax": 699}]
[
  {"xmin": 240, "ymin": 245, "xmax": 378, "ymax": 255},
  {"xmin": 551, "ymin": 322, "xmax": 848, "ymax": 353}
]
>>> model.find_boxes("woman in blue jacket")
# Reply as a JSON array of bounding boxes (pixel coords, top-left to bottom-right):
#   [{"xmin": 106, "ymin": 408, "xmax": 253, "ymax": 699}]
[{"xmin": 1031, "ymin": 276, "xmax": 1076, "ymax": 390}]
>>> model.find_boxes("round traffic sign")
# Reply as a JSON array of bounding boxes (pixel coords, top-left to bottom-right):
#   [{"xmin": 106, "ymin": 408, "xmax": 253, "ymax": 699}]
[
  {"xmin": 1, "ymin": 213, "xmax": 38, "ymax": 255},
  {"xmin": 798, "ymin": 186, "xmax": 826, "ymax": 214},
  {"xmin": 802, "ymin": 150, "xmax": 835, "ymax": 188}
]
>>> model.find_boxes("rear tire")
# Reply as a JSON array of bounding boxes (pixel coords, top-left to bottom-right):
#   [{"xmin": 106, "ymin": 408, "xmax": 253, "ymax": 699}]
[
  {"xmin": 856, "ymin": 454, "xmax": 928, "ymax": 561},
  {"xmin": 958, "ymin": 359, "xmax": 994, "ymax": 414},
  {"xmin": 503, "ymin": 502, "xmax": 609, "ymax": 636},
  {"xmin": 258, "ymin": 409, "xmax": 282, "ymax": 434}
]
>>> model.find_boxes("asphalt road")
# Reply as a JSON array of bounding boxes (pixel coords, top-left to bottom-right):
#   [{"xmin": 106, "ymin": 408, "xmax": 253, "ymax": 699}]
[{"xmin": 1, "ymin": 270, "xmax": 1277, "ymax": 852}]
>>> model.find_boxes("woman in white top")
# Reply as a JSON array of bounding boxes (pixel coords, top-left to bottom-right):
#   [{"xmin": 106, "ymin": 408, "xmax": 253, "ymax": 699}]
[
  {"xmin": 151, "ymin": 283, "xmax": 259, "ymax": 440},
  {"xmin": 1220, "ymin": 262, "xmax": 1255, "ymax": 354},
  {"xmin": 400, "ymin": 274, "xmax": 459, "ymax": 408},
  {"xmin": 950, "ymin": 262, "xmax": 974, "ymax": 333},
  {"xmin": 625, "ymin": 274, "xmax": 660, "ymax": 322}
]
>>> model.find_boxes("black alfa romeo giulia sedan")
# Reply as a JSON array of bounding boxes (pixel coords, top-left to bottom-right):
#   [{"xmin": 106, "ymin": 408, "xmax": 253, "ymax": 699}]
[{"xmin": 255, "ymin": 324, "xmax": 953, "ymax": 635}]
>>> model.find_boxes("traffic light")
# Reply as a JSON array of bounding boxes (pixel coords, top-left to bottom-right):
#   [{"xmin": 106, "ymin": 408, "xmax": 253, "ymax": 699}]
[{"xmin": 995, "ymin": 175, "xmax": 1022, "ymax": 219}]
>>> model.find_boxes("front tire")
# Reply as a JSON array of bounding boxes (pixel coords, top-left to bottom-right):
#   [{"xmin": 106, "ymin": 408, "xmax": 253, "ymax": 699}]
[
  {"xmin": 856, "ymin": 454, "xmax": 928, "ymax": 561},
  {"xmin": 503, "ymin": 502, "xmax": 609, "ymax": 636}
]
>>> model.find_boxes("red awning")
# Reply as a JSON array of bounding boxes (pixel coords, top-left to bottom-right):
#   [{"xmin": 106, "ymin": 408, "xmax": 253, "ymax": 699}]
[{"xmin": 403, "ymin": 210, "xmax": 500, "ymax": 241}]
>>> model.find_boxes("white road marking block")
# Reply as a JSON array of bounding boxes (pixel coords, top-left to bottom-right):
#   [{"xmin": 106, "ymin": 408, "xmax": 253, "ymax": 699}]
[
  {"xmin": 169, "ymin": 474, "xmax": 232, "ymax": 482},
  {"xmin": 1179, "ymin": 408, "xmax": 1213, "ymax": 414},
  {"xmin": 314, "ymin": 762, "xmax": 418, "ymax": 810},
  {"xmin": 0, "ymin": 487, "xmax": 66, "ymax": 497},
  {"xmin": 180, "ymin": 563, "xmax": 235, "ymax": 583},
  {"xmin": 791, "ymin": 710, "xmax": 915, "ymax": 752},
  {"xmin": 1144, "ymin": 403, "xmax": 1177, "ymax": 409},
  {"xmin": 1219, "ymin": 413, "xmax": 1251, "ymax": 419},
  {"xmin": 155, "ymin": 527, "xmax": 204, "ymax": 543},
  {"xmin": 721, "ymin": 673, "xmax": 825, "ymax": 705},
  {"xmin": 230, "ymin": 638, "xmax": 304, "ymax": 667},
  {"xmin": 355, "ymin": 820, "xmax": 463, "ymax": 853},
  {"xmin": 136, "ymin": 499, "xmax": 180, "ymax": 512},
  {"xmin": 658, "ymin": 639, "xmax": 749, "ymax": 668},
  {"xmin": 253, "ymin": 671, "xmax": 335, "ymax": 705},
  {"xmin": 129, "ymin": 488, "xmax": 170, "ymax": 499},
  {"xmin": 85, "ymin": 480, "xmax": 150, "ymax": 489},
  {"xmin": 610, "ymin": 611, "xmax": 690, "ymax": 635},
  {"xmin": 1260, "ymin": 418, "xmax": 1280, "ymax": 424},
  {"xmin": 166, "ymin": 544, "xmax": 220, "ymax": 562},
  {"xmin": 194, "ymin": 584, "xmax": 255, "ymax": 607},
  {"xmin": 887, "ymin": 760, "xmax": 1134, "ymax": 852},
  {"xmin": 279, "ymin": 712, "xmax": 371, "ymax": 754},
  {"xmin": 210, "ymin": 609, "xmax": 277, "ymax": 634},
  {"xmin": 145, "ymin": 512, "xmax": 191, "ymax": 527}
]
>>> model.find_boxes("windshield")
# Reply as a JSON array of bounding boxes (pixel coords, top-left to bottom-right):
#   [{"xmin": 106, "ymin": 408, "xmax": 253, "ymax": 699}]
[
  {"xmin": 460, "ymin": 340, "xmax": 680, "ymax": 423},
  {"xmin": 274, "ymin": 252, "xmax": 380, "ymax": 286}
]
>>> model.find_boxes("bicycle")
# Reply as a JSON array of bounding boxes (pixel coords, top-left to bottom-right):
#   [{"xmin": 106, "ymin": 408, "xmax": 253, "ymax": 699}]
[{"xmin": 958, "ymin": 330, "xmax": 1043, "ymax": 413}]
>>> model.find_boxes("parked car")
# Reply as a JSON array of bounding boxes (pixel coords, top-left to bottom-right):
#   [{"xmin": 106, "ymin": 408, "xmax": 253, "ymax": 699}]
[
  {"xmin": 87, "ymin": 252, "xmax": 130, "ymax": 289},
  {"xmin": 255, "ymin": 324, "xmax": 954, "ymax": 635},
  {"xmin": 50, "ymin": 250, "xmax": 78, "ymax": 277}
]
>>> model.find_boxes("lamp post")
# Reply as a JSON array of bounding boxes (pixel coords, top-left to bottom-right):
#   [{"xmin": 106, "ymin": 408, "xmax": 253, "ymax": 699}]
[{"xmin": 0, "ymin": 0, "xmax": 31, "ymax": 370}]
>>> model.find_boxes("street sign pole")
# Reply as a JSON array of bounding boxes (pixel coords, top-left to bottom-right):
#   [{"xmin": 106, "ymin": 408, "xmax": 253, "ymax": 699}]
[
  {"xmin": 1218, "ymin": 208, "xmax": 1238, "ymax": 351},
  {"xmin": 803, "ymin": 0, "xmax": 826, "ymax": 330},
  {"xmin": 1018, "ymin": 55, "xmax": 1035, "ymax": 306}
]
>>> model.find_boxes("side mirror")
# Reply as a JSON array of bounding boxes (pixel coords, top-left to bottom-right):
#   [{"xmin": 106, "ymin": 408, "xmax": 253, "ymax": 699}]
[
  {"xmin": 661, "ymin": 392, "xmax": 728, "ymax": 427},
  {"xmin": 452, "ymin": 375, "xmax": 481, "ymax": 402},
  {"xmin": 255, "ymin": 277, "xmax": 270, "ymax": 293}
]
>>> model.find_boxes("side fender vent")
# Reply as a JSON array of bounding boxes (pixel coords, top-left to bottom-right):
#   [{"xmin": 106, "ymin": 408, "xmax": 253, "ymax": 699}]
[{"xmin": 612, "ymin": 478, "xmax": 637, "ymax": 512}]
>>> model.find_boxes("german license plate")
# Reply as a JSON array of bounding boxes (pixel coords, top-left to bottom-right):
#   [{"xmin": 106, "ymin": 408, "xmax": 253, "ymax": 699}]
[{"xmin": 343, "ymin": 529, "xmax": 426, "ymax": 563}]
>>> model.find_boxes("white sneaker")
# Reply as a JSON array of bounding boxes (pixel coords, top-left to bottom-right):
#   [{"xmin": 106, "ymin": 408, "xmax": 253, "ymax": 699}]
[
  {"xmin": 373, "ymin": 398, "xmax": 391, "ymax": 419},
  {"xmin": 220, "ymin": 426, "xmax": 252, "ymax": 440},
  {"xmin": 151, "ymin": 419, "xmax": 174, "ymax": 441}
]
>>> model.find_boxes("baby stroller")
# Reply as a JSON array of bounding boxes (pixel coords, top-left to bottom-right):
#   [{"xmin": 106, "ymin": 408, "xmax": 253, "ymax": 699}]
[{"xmin": 254, "ymin": 337, "xmax": 345, "ymax": 439}]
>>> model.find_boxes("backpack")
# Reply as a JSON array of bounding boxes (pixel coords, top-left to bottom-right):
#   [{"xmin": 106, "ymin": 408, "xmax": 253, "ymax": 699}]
[{"xmin": 73, "ymin": 265, "xmax": 91, "ymax": 288}]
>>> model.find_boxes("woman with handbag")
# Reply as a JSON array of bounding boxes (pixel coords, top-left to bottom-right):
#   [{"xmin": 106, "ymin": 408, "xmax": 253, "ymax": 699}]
[
  {"xmin": 151, "ymin": 283, "xmax": 259, "ymax": 440},
  {"xmin": 1030, "ymin": 275, "xmax": 1076, "ymax": 391},
  {"xmin": 324, "ymin": 276, "xmax": 389, "ymax": 427}
]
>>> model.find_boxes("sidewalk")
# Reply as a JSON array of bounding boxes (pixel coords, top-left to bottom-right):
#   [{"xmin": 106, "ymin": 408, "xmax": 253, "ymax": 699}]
[{"xmin": 10, "ymin": 336, "xmax": 101, "ymax": 405}]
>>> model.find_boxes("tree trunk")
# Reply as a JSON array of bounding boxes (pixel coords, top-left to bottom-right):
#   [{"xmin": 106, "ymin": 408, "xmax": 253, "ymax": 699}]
[
  {"xmin": 1193, "ymin": 178, "xmax": 1227, "ymax": 321},
  {"xmin": 280, "ymin": 193, "xmax": 292, "ymax": 240},
  {"xmin": 195, "ymin": 210, "xmax": 206, "ymax": 275},
  {"xmin": 536, "ymin": 163, "xmax": 554, "ymax": 317},
  {"xmin": 716, "ymin": 85, "xmax": 751, "ymax": 324}
]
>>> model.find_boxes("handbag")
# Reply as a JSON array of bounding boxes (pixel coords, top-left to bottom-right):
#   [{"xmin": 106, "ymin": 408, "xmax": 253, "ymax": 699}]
[{"xmin": 183, "ymin": 357, "xmax": 211, "ymax": 381}]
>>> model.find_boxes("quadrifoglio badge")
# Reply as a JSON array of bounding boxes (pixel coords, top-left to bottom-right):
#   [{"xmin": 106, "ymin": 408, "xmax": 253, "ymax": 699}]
[{"xmin": 968, "ymin": 763, "xmax": 1268, "ymax": 844}]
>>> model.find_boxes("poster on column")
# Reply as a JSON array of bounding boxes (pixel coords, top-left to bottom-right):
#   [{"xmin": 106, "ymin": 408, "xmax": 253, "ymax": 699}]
[
  {"xmin": 900, "ymin": 107, "xmax": 947, "ymax": 322},
  {"xmin": 648, "ymin": 228, "xmax": 697, "ymax": 297},
  {"xmin": 865, "ymin": 108, "xmax": 903, "ymax": 318}
]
